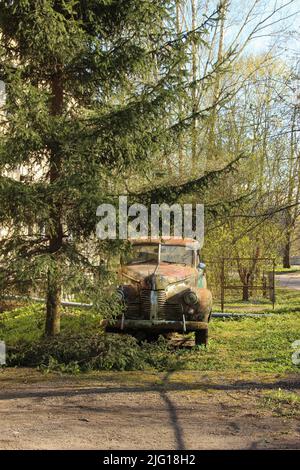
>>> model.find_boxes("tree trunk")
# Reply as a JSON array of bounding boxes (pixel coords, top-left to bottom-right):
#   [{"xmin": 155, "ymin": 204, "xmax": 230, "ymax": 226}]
[
  {"xmin": 45, "ymin": 69, "xmax": 64, "ymax": 336},
  {"xmin": 242, "ymin": 284, "xmax": 249, "ymax": 301},
  {"xmin": 282, "ymin": 104, "xmax": 298, "ymax": 270},
  {"xmin": 209, "ymin": 0, "xmax": 227, "ymax": 159},
  {"xmin": 191, "ymin": 0, "xmax": 198, "ymax": 171},
  {"xmin": 45, "ymin": 268, "xmax": 61, "ymax": 335},
  {"xmin": 45, "ymin": 220, "xmax": 63, "ymax": 336},
  {"xmin": 283, "ymin": 235, "xmax": 291, "ymax": 269},
  {"xmin": 237, "ymin": 247, "xmax": 260, "ymax": 303},
  {"xmin": 176, "ymin": 0, "xmax": 184, "ymax": 177}
]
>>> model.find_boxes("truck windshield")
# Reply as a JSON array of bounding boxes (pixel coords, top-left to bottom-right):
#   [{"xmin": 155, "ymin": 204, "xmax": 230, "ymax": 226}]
[
  {"xmin": 161, "ymin": 245, "xmax": 193, "ymax": 265},
  {"xmin": 126, "ymin": 244, "xmax": 194, "ymax": 266}
]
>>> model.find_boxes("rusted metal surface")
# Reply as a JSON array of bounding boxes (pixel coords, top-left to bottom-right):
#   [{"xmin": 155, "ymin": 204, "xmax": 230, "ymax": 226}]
[
  {"xmin": 106, "ymin": 319, "xmax": 208, "ymax": 332},
  {"xmin": 121, "ymin": 263, "xmax": 197, "ymax": 285},
  {"xmin": 129, "ymin": 237, "xmax": 200, "ymax": 247}
]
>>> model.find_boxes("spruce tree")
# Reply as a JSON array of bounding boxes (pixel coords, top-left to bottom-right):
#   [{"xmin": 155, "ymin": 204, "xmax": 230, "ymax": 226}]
[{"xmin": 0, "ymin": 1, "xmax": 218, "ymax": 335}]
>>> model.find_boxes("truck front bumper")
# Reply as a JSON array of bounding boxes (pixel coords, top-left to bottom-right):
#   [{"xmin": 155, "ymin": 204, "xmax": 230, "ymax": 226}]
[{"xmin": 106, "ymin": 319, "xmax": 208, "ymax": 333}]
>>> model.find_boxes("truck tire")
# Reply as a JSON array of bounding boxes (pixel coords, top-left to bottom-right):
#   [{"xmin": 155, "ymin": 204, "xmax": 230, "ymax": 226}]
[{"xmin": 195, "ymin": 329, "xmax": 208, "ymax": 346}]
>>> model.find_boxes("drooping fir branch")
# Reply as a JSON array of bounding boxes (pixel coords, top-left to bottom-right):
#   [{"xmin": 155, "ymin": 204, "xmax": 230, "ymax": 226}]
[{"xmin": 128, "ymin": 153, "xmax": 246, "ymax": 205}]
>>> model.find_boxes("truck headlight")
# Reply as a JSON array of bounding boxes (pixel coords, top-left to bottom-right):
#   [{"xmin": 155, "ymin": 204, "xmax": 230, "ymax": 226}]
[{"xmin": 183, "ymin": 291, "xmax": 198, "ymax": 305}]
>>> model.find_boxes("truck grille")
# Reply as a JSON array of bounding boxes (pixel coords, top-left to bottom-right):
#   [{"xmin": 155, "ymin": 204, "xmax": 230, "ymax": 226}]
[
  {"xmin": 140, "ymin": 289, "xmax": 166, "ymax": 319},
  {"xmin": 126, "ymin": 303, "xmax": 141, "ymax": 319},
  {"xmin": 140, "ymin": 289, "xmax": 182, "ymax": 320},
  {"xmin": 164, "ymin": 303, "xmax": 183, "ymax": 321}
]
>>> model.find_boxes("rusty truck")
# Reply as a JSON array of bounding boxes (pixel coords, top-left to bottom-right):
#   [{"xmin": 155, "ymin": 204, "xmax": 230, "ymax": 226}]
[{"xmin": 107, "ymin": 237, "xmax": 213, "ymax": 346}]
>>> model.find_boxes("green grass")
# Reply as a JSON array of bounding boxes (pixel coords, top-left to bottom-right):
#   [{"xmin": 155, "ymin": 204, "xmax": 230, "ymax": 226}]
[
  {"xmin": 0, "ymin": 303, "xmax": 102, "ymax": 345},
  {"xmin": 275, "ymin": 266, "xmax": 300, "ymax": 274},
  {"xmin": 1, "ymin": 300, "xmax": 300, "ymax": 374},
  {"xmin": 213, "ymin": 288, "xmax": 300, "ymax": 315},
  {"xmin": 204, "ymin": 314, "xmax": 300, "ymax": 373},
  {"xmin": 261, "ymin": 388, "xmax": 300, "ymax": 417}
]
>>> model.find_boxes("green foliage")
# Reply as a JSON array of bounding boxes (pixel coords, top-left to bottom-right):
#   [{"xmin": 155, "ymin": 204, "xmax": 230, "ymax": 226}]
[
  {"xmin": 7, "ymin": 332, "xmax": 148, "ymax": 372},
  {"xmin": 204, "ymin": 217, "xmax": 283, "ymax": 262},
  {"xmin": 1, "ymin": 303, "xmax": 299, "ymax": 374}
]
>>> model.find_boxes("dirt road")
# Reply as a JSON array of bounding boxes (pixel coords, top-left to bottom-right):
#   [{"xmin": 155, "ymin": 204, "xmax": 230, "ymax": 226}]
[
  {"xmin": 0, "ymin": 369, "xmax": 299, "ymax": 450},
  {"xmin": 276, "ymin": 272, "xmax": 300, "ymax": 290}
]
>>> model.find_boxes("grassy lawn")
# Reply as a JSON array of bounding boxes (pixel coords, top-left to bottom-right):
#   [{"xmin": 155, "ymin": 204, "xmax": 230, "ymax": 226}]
[
  {"xmin": 0, "ymin": 290, "xmax": 299, "ymax": 375},
  {"xmin": 275, "ymin": 266, "xmax": 300, "ymax": 274},
  {"xmin": 206, "ymin": 313, "xmax": 300, "ymax": 373},
  {"xmin": 213, "ymin": 287, "xmax": 300, "ymax": 314}
]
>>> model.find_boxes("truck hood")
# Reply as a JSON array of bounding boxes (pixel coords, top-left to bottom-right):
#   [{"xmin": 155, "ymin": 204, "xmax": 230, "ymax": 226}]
[{"xmin": 121, "ymin": 263, "xmax": 196, "ymax": 286}]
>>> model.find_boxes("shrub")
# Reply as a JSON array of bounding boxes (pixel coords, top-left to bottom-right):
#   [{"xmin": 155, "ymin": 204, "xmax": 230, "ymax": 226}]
[{"xmin": 7, "ymin": 332, "xmax": 153, "ymax": 371}]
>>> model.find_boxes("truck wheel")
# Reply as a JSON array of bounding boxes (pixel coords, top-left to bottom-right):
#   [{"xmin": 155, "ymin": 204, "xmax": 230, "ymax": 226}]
[
  {"xmin": 195, "ymin": 329, "xmax": 208, "ymax": 346},
  {"xmin": 145, "ymin": 333, "xmax": 160, "ymax": 343},
  {"xmin": 133, "ymin": 331, "xmax": 147, "ymax": 343}
]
